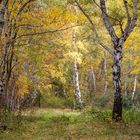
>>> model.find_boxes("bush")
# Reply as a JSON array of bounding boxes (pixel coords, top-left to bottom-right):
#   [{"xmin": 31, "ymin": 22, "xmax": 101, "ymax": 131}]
[
  {"xmin": 123, "ymin": 107, "xmax": 140, "ymax": 124},
  {"xmin": 45, "ymin": 96, "xmax": 65, "ymax": 109},
  {"xmin": 50, "ymin": 115, "xmax": 70, "ymax": 125},
  {"xmin": 95, "ymin": 95, "xmax": 110, "ymax": 107},
  {"xmin": 90, "ymin": 107, "xmax": 112, "ymax": 122},
  {"xmin": 42, "ymin": 94, "xmax": 74, "ymax": 109},
  {"xmin": 135, "ymin": 91, "xmax": 140, "ymax": 107},
  {"xmin": 88, "ymin": 106, "xmax": 140, "ymax": 124},
  {"xmin": 64, "ymin": 96, "xmax": 74, "ymax": 109},
  {"xmin": 122, "ymin": 95, "xmax": 132, "ymax": 109}
]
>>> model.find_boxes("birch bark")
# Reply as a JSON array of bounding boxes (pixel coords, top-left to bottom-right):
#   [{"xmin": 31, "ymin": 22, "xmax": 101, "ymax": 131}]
[
  {"xmin": 132, "ymin": 75, "xmax": 137, "ymax": 101},
  {"xmin": 70, "ymin": 3, "xmax": 83, "ymax": 110}
]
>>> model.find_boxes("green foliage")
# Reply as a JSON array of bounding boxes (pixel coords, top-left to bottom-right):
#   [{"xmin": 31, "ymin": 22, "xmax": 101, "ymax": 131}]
[
  {"xmin": 123, "ymin": 107, "xmax": 140, "ymax": 124},
  {"xmin": 95, "ymin": 95, "xmax": 110, "ymax": 107},
  {"xmin": 44, "ymin": 95, "xmax": 66, "ymax": 109},
  {"xmin": 90, "ymin": 107, "xmax": 112, "ymax": 122},
  {"xmin": 122, "ymin": 95, "xmax": 132, "ymax": 109},
  {"xmin": 50, "ymin": 115, "xmax": 70, "ymax": 125},
  {"xmin": 42, "ymin": 95, "xmax": 74, "ymax": 109},
  {"xmin": 135, "ymin": 91, "xmax": 140, "ymax": 107}
]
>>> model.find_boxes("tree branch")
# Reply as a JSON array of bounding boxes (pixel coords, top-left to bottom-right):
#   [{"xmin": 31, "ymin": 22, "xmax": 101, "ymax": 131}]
[
  {"xmin": 121, "ymin": 0, "xmax": 138, "ymax": 41},
  {"xmin": 0, "ymin": 0, "xmax": 8, "ymax": 36},
  {"xmin": 123, "ymin": 0, "xmax": 131, "ymax": 23},
  {"xmin": 75, "ymin": 0, "xmax": 114, "ymax": 56},
  {"xmin": 92, "ymin": 0, "xmax": 101, "ymax": 8},
  {"xmin": 16, "ymin": 24, "xmax": 82, "ymax": 40},
  {"xmin": 100, "ymin": 0, "xmax": 118, "ymax": 46},
  {"xmin": 16, "ymin": 0, "xmax": 35, "ymax": 17}
]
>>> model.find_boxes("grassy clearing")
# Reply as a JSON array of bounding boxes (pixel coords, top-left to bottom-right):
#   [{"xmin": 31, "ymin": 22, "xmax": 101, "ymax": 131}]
[{"xmin": 0, "ymin": 107, "xmax": 140, "ymax": 140}]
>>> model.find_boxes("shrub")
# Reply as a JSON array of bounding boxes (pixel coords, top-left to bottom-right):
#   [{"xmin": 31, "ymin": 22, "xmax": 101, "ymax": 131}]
[
  {"xmin": 45, "ymin": 96, "xmax": 65, "ymax": 109},
  {"xmin": 123, "ymin": 107, "xmax": 140, "ymax": 124},
  {"xmin": 95, "ymin": 95, "xmax": 110, "ymax": 107},
  {"xmin": 90, "ymin": 107, "xmax": 112, "ymax": 122},
  {"xmin": 50, "ymin": 115, "xmax": 70, "ymax": 125},
  {"xmin": 135, "ymin": 91, "xmax": 140, "ymax": 107},
  {"xmin": 122, "ymin": 95, "xmax": 132, "ymax": 109},
  {"xmin": 41, "ymin": 94, "xmax": 74, "ymax": 109}
]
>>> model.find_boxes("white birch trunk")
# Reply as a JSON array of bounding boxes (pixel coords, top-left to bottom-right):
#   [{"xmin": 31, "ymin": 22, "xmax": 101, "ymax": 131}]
[
  {"xmin": 72, "ymin": 4, "xmax": 83, "ymax": 110},
  {"xmin": 132, "ymin": 75, "xmax": 137, "ymax": 101},
  {"xmin": 91, "ymin": 69, "xmax": 96, "ymax": 92},
  {"xmin": 74, "ymin": 56, "xmax": 83, "ymax": 109}
]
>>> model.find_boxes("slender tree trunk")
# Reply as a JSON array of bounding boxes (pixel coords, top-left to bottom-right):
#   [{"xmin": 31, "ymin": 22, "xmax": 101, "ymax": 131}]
[
  {"xmin": 74, "ymin": 56, "xmax": 83, "ymax": 110},
  {"xmin": 88, "ymin": 68, "xmax": 96, "ymax": 93},
  {"xmin": 98, "ymin": 59, "xmax": 104, "ymax": 80},
  {"xmin": 132, "ymin": 75, "xmax": 137, "ymax": 101},
  {"xmin": 89, "ymin": 69, "xmax": 96, "ymax": 103},
  {"xmin": 103, "ymin": 51, "xmax": 108, "ymax": 94},
  {"xmin": 71, "ymin": 4, "xmax": 83, "ymax": 110},
  {"xmin": 0, "ymin": 0, "xmax": 8, "ymax": 37},
  {"xmin": 91, "ymin": 69, "xmax": 96, "ymax": 92},
  {"xmin": 112, "ymin": 46, "xmax": 122, "ymax": 121},
  {"xmin": 124, "ymin": 80, "xmax": 127, "ymax": 96},
  {"xmin": 0, "ymin": 4, "xmax": 8, "ymax": 106},
  {"xmin": 10, "ymin": 82, "xmax": 15, "ymax": 111},
  {"xmin": 3, "ymin": 6, "xmax": 11, "ymax": 108}
]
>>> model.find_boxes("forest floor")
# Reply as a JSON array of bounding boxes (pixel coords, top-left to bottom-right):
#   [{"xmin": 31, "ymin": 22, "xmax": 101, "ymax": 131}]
[{"xmin": 0, "ymin": 108, "xmax": 140, "ymax": 140}]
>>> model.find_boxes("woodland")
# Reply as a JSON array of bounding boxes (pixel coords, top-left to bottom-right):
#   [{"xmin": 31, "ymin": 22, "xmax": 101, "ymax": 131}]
[{"xmin": 0, "ymin": 0, "xmax": 140, "ymax": 139}]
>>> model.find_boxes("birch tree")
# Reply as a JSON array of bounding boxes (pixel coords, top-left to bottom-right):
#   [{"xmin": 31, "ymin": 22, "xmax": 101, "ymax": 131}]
[
  {"xmin": 132, "ymin": 75, "xmax": 138, "ymax": 101},
  {"xmin": 72, "ymin": 5, "xmax": 83, "ymax": 110},
  {"xmin": 75, "ymin": 0, "xmax": 138, "ymax": 121}
]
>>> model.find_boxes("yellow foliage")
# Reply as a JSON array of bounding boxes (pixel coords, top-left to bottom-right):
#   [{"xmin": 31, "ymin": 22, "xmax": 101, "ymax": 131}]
[{"xmin": 16, "ymin": 75, "xmax": 29, "ymax": 97}]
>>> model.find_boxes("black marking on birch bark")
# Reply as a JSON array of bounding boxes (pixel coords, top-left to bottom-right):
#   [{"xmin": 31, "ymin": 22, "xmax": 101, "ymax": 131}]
[{"xmin": 112, "ymin": 45, "xmax": 122, "ymax": 121}]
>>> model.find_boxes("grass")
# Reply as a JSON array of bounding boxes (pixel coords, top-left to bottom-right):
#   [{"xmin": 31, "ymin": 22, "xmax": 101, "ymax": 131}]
[{"xmin": 0, "ymin": 107, "xmax": 140, "ymax": 140}]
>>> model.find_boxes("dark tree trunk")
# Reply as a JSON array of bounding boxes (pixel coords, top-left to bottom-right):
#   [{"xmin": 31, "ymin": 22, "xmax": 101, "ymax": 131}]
[
  {"xmin": 0, "ymin": 0, "xmax": 8, "ymax": 36},
  {"xmin": 112, "ymin": 46, "xmax": 122, "ymax": 121}
]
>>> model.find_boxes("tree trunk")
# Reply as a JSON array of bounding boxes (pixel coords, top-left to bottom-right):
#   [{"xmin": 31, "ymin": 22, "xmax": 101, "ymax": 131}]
[
  {"xmin": 88, "ymin": 68, "xmax": 96, "ymax": 93},
  {"xmin": 0, "ymin": 4, "xmax": 9, "ymax": 107},
  {"xmin": 0, "ymin": 0, "xmax": 8, "ymax": 37},
  {"xmin": 112, "ymin": 46, "xmax": 122, "ymax": 121},
  {"xmin": 74, "ymin": 56, "xmax": 83, "ymax": 110},
  {"xmin": 91, "ymin": 70, "xmax": 96, "ymax": 92},
  {"xmin": 132, "ymin": 75, "xmax": 137, "ymax": 101},
  {"xmin": 88, "ymin": 69, "xmax": 96, "ymax": 103},
  {"xmin": 124, "ymin": 81, "xmax": 127, "ymax": 96},
  {"xmin": 71, "ymin": 4, "xmax": 83, "ymax": 110},
  {"xmin": 103, "ymin": 51, "xmax": 108, "ymax": 94}
]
